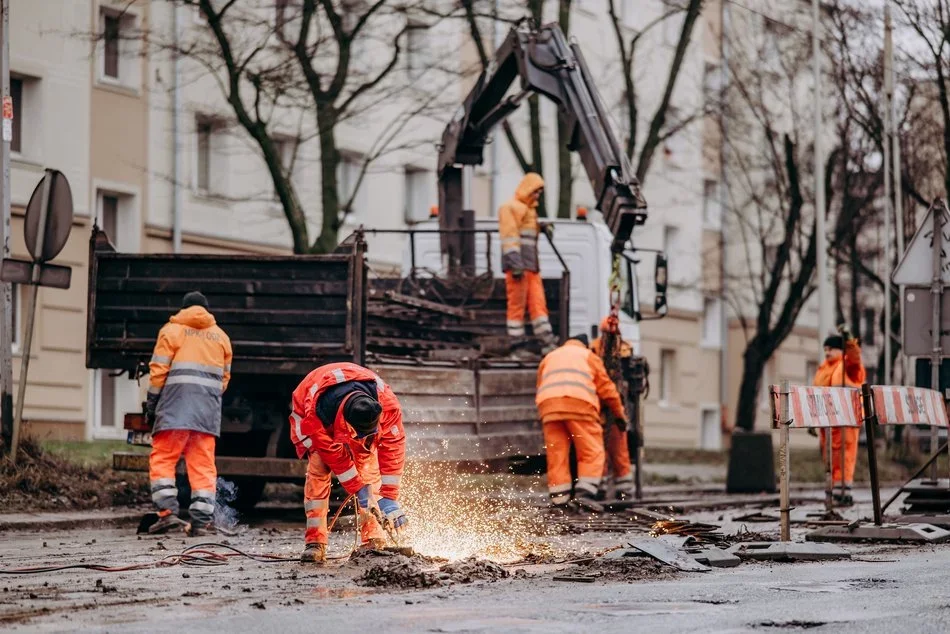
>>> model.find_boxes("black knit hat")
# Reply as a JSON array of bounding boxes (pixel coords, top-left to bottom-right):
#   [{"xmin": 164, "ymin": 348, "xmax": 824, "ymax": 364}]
[
  {"xmin": 823, "ymin": 335, "xmax": 843, "ymax": 350},
  {"xmin": 569, "ymin": 334, "xmax": 590, "ymax": 347},
  {"xmin": 182, "ymin": 291, "xmax": 209, "ymax": 310},
  {"xmin": 344, "ymin": 393, "xmax": 382, "ymax": 437}
]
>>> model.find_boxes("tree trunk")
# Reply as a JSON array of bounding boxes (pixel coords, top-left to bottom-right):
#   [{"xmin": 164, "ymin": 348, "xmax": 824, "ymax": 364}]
[
  {"xmin": 313, "ymin": 105, "xmax": 341, "ymax": 254},
  {"xmin": 556, "ymin": 0, "xmax": 573, "ymax": 219},
  {"xmin": 734, "ymin": 341, "xmax": 768, "ymax": 432},
  {"xmin": 850, "ymin": 227, "xmax": 860, "ymax": 337},
  {"xmin": 528, "ymin": 94, "xmax": 547, "ymax": 218}
]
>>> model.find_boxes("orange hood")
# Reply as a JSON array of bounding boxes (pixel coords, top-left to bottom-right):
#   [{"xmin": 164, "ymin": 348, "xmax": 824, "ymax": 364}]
[
  {"xmin": 170, "ymin": 306, "xmax": 217, "ymax": 329},
  {"xmin": 515, "ymin": 173, "xmax": 544, "ymax": 205}
]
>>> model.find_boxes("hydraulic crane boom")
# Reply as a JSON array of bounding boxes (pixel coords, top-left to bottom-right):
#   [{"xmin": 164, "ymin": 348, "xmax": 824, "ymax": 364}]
[{"xmin": 438, "ymin": 22, "xmax": 647, "ymax": 266}]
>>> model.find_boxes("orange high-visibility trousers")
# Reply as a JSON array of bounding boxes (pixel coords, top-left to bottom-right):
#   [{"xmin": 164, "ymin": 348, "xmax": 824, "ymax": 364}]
[
  {"xmin": 303, "ymin": 449, "xmax": 387, "ymax": 546},
  {"xmin": 505, "ymin": 271, "xmax": 552, "ymax": 340},
  {"xmin": 820, "ymin": 427, "xmax": 859, "ymax": 485},
  {"xmin": 543, "ymin": 418, "xmax": 605, "ymax": 504},
  {"xmin": 149, "ymin": 430, "xmax": 217, "ymax": 525},
  {"xmin": 605, "ymin": 425, "xmax": 633, "ymax": 494}
]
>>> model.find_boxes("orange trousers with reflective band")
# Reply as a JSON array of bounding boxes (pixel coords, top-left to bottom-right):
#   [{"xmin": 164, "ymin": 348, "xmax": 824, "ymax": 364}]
[
  {"xmin": 148, "ymin": 430, "xmax": 217, "ymax": 525},
  {"xmin": 505, "ymin": 271, "xmax": 551, "ymax": 338},
  {"xmin": 303, "ymin": 449, "xmax": 386, "ymax": 546},
  {"xmin": 820, "ymin": 427, "xmax": 859, "ymax": 485},
  {"xmin": 605, "ymin": 425, "xmax": 633, "ymax": 486},
  {"xmin": 543, "ymin": 419, "xmax": 605, "ymax": 504}
]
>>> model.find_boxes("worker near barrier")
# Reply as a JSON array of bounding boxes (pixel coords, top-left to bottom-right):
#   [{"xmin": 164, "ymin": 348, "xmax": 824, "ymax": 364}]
[
  {"xmin": 499, "ymin": 172, "xmax": 557, "ymax": 352},
  {"xmin": 591, "ymin": 316, "xmax": 635, "ymax": 500},
  {"xmin": 289, "ymin": 362, "xmax": 407, "ymax": 564},
  {"xmin": 146, "ymin": 291, "xmax": 233, "ymax": 536},
  {"xmin": 812, "ymin": 325, "xmax": 866, "ymax": 505},
  {"xmin": 536, "ymin": 334, "xmax": 627, "ymax": 512}
]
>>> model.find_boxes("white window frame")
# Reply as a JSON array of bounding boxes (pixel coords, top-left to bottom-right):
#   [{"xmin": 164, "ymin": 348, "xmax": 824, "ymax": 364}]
[
  {"xmin": 338, "ymin": 152, "xmax": 366, "ymax": 221},
  {"xmin": 270, "ymin": 136, "xmax": 296, "ymax": 201},
  {"xmin": 405, "ymin": 22, "xmax": 429, "ymax": 80},
  {"xmin": 194, "ymin": 116, "xmax": 229, "ymax": 198},
  {"xmin": 805, "ymin": 359, "xmax": 819, "ymax": 384},
  {"xmin": 659, "ymin": 348, "xmax": 675, "ymax": 406},
  {"xmin": 9, "ymin": 283, "xmax": 21, "ymax": 354},
  {"xmin": 702, "ymin": 178, "xmax": 721, "ymax": 229},
  {"xmin": 93, "ymin": 181, "xmax": 142, "ymax": 253},
  {"xmin": 96, "ymin": 3, "xmax": 141, "ymax": 92},
  {"xmin": 9, "ymin": 73, "xmax": 40, "ymax": 164},
  {"xmin": 404, "ymin": 166, "xmax": 434, "ymax": 224},
  {"xmin": 701, "ymin": 296, "xmax": 722, "ymax": 349},
  {"xmin": 699, "ymin": 406, "xmax": 722, "ymax": 450}
]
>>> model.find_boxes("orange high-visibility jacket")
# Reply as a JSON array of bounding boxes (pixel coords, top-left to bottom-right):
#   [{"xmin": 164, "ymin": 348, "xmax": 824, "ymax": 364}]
[
  {"xmin": 536, "ymin": 340, "xmax": 626, "ymax": 424},
  {"xmin": 498, "ymin": 173, "xmax": 544, "ymax": 273},
  {"xmin": 289, "ymin": 363, "xmax": 406, "ymax": 500},
  {"xmin": 148, "ymin": 306, "xmax": 232, "ymax": 436},
  {"xmin": 813, "ymin": 339, "xmax": 866, "ymax": 388}
]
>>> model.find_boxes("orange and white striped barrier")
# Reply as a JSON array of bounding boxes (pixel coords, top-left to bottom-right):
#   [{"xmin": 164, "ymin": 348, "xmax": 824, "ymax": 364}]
[{"xmin": 871, "ymin": 386, "xmax": 949, "ymax": 428}]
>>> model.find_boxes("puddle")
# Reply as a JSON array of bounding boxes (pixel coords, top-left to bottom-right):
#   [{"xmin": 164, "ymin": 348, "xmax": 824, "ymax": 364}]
[
  {"xmin": 581, "ymin": 601, "xmax": 727, "ymax": 616},
  {"xmin": 755, "ymin": 620, "xmax": 827, "ymax": 630},
  {"xmin": 772, "ymin": 579, "xmax": 896, "ymax": 593}
]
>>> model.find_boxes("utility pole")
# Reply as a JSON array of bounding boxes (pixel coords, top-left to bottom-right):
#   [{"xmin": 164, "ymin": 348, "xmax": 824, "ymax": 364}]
[
  {"xmin": 0, "ymin": 0, "xmax": 13, "ymax": 453},
  {"xmin": 883, "ymin": 2, "xmax": 893, "ymax": 384},
  {"xmin": 814, "ymin": 0, "xmax": 831, "ymax": 348}
]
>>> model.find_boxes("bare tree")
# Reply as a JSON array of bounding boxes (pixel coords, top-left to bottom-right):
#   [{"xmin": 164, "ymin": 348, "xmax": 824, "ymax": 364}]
[{"xmin": 137, "ymin": 0, "xmax": 452, "ymax": 254}]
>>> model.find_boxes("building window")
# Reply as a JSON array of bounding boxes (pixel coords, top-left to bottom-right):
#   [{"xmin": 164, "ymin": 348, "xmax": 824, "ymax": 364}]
[
  {"xmin": 703, "ymin": 62, "xmax": 721, "ymax": 105},
  {"xmin": 9, "ymin": 283, "xmax": 20, "ymax": 351},
  {"xmin": 103, "ymin": 14, "xmax": 120, "ymax": 78},
  {"xmin": 101, "ymin": 195, "xmax": 119, "ymax": 239},
  {"xmin": 659, "ymin": 348, "xmax": 675, "ymax": 404},
  {"xmin": 701, "ymin": 297, "xmax": 722, "ymax": 348},
  {"xmin": 404, "ymin": 167, "xmax": 433, "ymax": 224},
  {"xmin": 663, "ymin": 225, "xmax": 679, "ymax": 282},
  {"xmin": 337, "ymin": 154, "xmax": 365, "ymax": 218},
  {"xmin": 98, "ymin": 8, "xmax": 138, "ymax": 87},
  {"xmin": 700, "ymin": 408, "xmax": 721, "ymax": 450},
  {"xmin": 805, "ymin": 359, "xmax": 818, "ymax": 384},
  {"xmin": 271, "ymin": 137, "xmax": 294, "ymax": 200},
  {"xmin": 863, "ymin": 308, "xmax": 876, "ymax": 345},
  {"xmin": 406, "ymin": 23, "xmax": 428, "ymax": 80},
  {"xmin": 10, "ymin": 77, "xmax": 21, "ymax": 154},
  {"xmin": 196, "ymin": 117, "xmax": 227, "ymax": 196},
  {"xmin": 703, "ymin": 179, "xmax": 720, "ymax": 228}
]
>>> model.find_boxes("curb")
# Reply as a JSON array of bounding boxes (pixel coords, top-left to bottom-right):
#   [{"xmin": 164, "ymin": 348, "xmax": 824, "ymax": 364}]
[{"xmin": 0, "ymin": 507, "xmax": 149, "ymax": 532}]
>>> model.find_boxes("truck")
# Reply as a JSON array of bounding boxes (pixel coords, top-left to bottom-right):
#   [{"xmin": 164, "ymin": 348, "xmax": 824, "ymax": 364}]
[{"xmin": 91, "ymin": 22, "xmax": 666, "ymax": 508}]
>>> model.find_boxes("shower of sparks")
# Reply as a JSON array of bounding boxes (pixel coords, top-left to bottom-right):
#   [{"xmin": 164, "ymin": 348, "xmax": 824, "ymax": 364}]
[{"xmin": 397, "ymin": 461, "xmax": 564, "ymax": 563}]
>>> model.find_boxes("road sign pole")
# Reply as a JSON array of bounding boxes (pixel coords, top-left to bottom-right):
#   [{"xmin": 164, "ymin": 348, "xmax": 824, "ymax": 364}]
[
  {"xmin": 930, "ymin": 201, "xmax": 944, "ymax": 481},
  {"xmin": 10, "ymin": 171, "xmax": 50, "ymax": 459},
  {"xmin": 0, "ymin": 0, "xmax": 12, "ymax": 453}
]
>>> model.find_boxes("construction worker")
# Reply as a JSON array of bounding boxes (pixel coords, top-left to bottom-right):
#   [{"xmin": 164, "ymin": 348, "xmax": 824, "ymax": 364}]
[
  {"xmin": 591, "ymin": 316, "xmax": 635, "ymax": 499},
  {"xmin": 536, "ymin": 334, "xmax": 627, "ymax": 512},
  {"xmin": 289, "ymin": 362, "xmax": 407, "ymax": 563},
  {"xmin": 499, "ymin": 172, "xmax": 557, "ymax": 352},
  {"xmin": 146, "ymin": 291, "xmax": 232, "ymax": 536},
  {"xmin": 812, "ymin": 325, "xmax": 866, "ymax": 505}
]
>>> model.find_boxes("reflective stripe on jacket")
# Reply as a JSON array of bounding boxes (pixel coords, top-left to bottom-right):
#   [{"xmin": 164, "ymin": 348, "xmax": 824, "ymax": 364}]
[
  {"xmin": 289, "ymin": 363, "xmax": 406, "ymax": 500},
  {"xmin": 536, "ymin": 340, "xmax": 625, "ymax": 424},
  {"xmin": 498, "ymin": 173, "xmax": 544, "ymax": 273},
  {"xmin": 148, "ymin": 306, "xmax": 232, "ymax": 437}
]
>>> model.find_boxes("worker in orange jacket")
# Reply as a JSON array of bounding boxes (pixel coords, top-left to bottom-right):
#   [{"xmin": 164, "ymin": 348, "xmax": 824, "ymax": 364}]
[
  {"xmin": 147, "ymin": 292, "xmax": 232, "ymax": 536},
  {"xmin": 536, "ymin": 334, "xmax": 627, "ymax": 512},
  {"xmin": 499, "ymin": 173, "xmax": 556, "ymax": 352},
  {"xmin": 289, "ymin": 363, "xmax": 407, "ymax": 563},
  {"xmin": 591, "ymin": 317, "xmax": 635, "ymax": 499},
  {"xmin": 812, "ymin": 325, "xmax": 866, "ymax": 505}
]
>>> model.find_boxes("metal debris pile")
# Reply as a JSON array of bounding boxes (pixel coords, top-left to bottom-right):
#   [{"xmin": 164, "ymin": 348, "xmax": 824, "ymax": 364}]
[{"xmin": 358, "ymin": 554, "xmax": 509, "ymax": 588}]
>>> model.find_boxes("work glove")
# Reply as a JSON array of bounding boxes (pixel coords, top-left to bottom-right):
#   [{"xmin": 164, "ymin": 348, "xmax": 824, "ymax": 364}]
[
  {"xmin": 355, "ymin": 484, "xmax": 380, "ymax": 516},
  {"xmin": 837, "ymin": 323, "xmax": 854, "ymax": 342},
  {"xmin": 511, "ymin": 268, "xmax": 524, "ymax": 280},
  {"xmin": 144, "ymin": 396, "xmax": 158, "ymax": 428},
  {"xmin": 541, "ymin": 223, "xmax": 555, "ymax": 239},
  {"xmin": 377, "ymin": 498, "xmax": 408, "ymax": 532}
]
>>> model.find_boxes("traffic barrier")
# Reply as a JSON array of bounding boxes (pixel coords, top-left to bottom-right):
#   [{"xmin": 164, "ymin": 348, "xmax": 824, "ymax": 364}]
[{"xmin": 769, "ymin": 382, "xmax": 861, "ymax": 541}]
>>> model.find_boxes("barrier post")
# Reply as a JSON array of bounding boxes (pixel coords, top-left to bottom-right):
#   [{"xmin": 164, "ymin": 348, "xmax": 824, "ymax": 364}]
[
  {"xmin": 780, "ymin": 380, "xmax": 791, "ymax": 541},
  {"xmin": 861, "ymin": 384, "xmax": 883, "ymax": 526},
  {"xmin": 825, "ymin": 430, "xmax": 834, "ymax": 512}
]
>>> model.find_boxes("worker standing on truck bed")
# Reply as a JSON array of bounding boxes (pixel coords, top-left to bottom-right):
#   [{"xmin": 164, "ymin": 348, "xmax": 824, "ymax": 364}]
[
  {"xmin": 289, "ymin": 362, "xmax": 408, "ymax": 563},
  {"xmin": 591, "ymin": 317, "xmax": 635, "ymax": 500},
  {"xmin": 812, "ymin": 325, "xmax": 866, "ymax": 505},
  {"xmin": 499, "ymin": 172, "xmax": 557, "ymax": 353},
  {"xmin": 536, "ymin": 335, "xmax": 627, "ymax": 513},
  {"xmin": 146, "ymin": 291, "xmax": 232, "ymax": 536}
]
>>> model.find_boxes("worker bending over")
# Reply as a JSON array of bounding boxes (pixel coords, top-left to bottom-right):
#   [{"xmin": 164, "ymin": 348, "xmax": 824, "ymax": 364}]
[
  {"xmin": 499, "ymin": 172, "xmax": 556, "ymax": 352},
  {"xmin": 289, "ymin": 362, "xmax": 407, "ymax": 563},
  {"xmin": 147, "ymin": 292, "xmax": 232, "ymax": 536},
  {"xmin": 536, "ymin": 335, "xmax": 627, "ymax": 512},
  {"xmin": 812, "ymin": 325, "xmax": 866, "ymax": 505},
  {"xmin": 591, "ymin": 316, "xmax": 635, "ymax": 500}
]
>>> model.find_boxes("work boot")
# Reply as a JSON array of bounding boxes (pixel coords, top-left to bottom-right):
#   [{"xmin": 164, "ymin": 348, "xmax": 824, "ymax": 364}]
[
  {"xmin": 359, "ymin": 538, "xmax": 389, "ymax": 552},
  {"xmin": 300, "ymin": 543, "xmax": 327, "ymax": 564},
  {"xmin": 185, "ymin": 522, "xmax": 217, "ymax": 537},
  {"xmin": 833, "ymin": 487, "xmax": 854, "ymax": 507},
  {"xmin": 148, "ymin": 513, "xmax": 186, "ymax": 535},
  {"xmin": 572, "ymin": 492, "xmax": 604, "ymax": 514}
]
